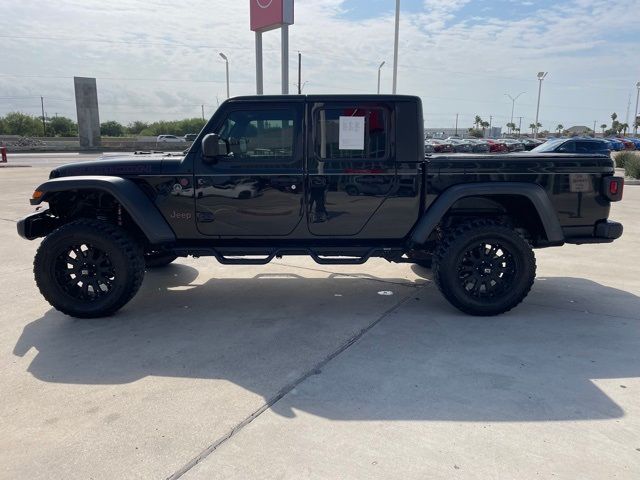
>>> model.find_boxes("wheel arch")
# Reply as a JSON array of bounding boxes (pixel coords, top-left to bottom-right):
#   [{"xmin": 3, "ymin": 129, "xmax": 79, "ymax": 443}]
[
  {"xmin": 30, "ymin": 176, "xmax": 176, "ymax": 245},
  {"xmin": 409, "ymin": 182, "xmax": 564, "ymax": 247}
]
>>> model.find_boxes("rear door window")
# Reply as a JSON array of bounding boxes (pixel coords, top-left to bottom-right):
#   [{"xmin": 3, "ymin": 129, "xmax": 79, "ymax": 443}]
[{"xmin": 314, "ymin": 107, "xmax": 389, "ymax": 160}]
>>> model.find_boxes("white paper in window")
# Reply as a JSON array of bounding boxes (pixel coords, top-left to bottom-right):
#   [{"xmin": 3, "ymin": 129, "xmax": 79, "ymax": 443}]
[{"xmin": 339, "ymin": 116, "xmax": 365, "ymax": 150}]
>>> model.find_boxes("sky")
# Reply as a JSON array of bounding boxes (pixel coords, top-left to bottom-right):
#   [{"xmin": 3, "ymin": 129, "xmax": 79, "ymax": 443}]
[{"xmin": 0, "ymin": 0, "xmax": 639, "ymax": 131}]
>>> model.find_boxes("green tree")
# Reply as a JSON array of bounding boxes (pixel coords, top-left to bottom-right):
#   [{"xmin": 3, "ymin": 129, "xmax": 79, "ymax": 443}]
[
  {"xmin": 48, "ymin": 116, "xmax": 77, "ymax": 137},
  {"xmin": 529, "ymin": 123, "xmax": 536, "ymax": 134},
  {"xmin": 474, "ymin": 115, "xmax": 482, "ymax": 130},
  {"xmin": 600, "ymin": 123, "xmax": 607, "ymax": 135},
  {"xmin": 505, "ymin": 122, "xmax": 516, "ymax": 134},
  {"xmin": 556, "ymin": 124, "xmax": 564, "ymax": 134},
  {"xmin": 1, "ymin": 112, "xmax": 43, "ymax": 136},
  {"xmin": 621, "ymin": 123, "xmax": 629, "ymax": 135},
  {"xmin": 100, "ymin": 121, "xmax": 125, "ymax": 137},
  {"xmin": 480, "ymin": 120, "xmax": 489, "ymax": 135},
  {"xmin": 126, "ymin": 121, "xmax": 149, "ymax": 135}
]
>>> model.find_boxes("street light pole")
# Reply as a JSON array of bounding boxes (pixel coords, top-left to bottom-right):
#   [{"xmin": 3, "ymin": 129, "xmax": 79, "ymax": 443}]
[
  {"xmin": 392, "ymin": 0, "xmax": 400, "ymax": 94},
  {"xmin": 534, "ymin": 72, "xmax": 548, "ymax": 139},
  {"xmin": 505, "ymin": 92, "xmax": 525, "ymax": 134},
  {"xmin": 377, "ymin": 61, "xmax": 385, "ymax": 94},
  {"xmin": 297, "ymin": 52, "xmax": 302, "ymax": 95},
  {"xmin": 634, "ymin": 81, "xmax": 640, "ymax": 137},
  {"xmin": 40, "ymin": 96, "xmax": 46, "ymax": 137},
  {"xmin": 219, "ymin": 52, "xmax": 230, "ymax": 99},
  {"xmin": 281, "ymin": 25, "xmax": 289, "ymax": 94}
]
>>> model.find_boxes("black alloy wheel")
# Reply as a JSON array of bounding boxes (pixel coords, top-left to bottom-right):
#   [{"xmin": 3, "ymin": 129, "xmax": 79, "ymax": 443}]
[
  {"xmin": 34, "ymin": 219, "xmax": 145, "ymax": 318},
  {"xmin": 433, "ymin": 219, "xmax": 536, "ymax": 316}
]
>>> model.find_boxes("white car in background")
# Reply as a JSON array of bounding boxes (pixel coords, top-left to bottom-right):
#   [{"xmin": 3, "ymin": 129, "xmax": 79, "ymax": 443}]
[{"xmin": 156, "ymin": 135, "xmax": 187, "ymax": 144}]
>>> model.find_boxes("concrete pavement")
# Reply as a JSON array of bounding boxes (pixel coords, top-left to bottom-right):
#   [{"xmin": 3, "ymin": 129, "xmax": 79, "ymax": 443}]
[{"xmin": 0, "ymin": 167, "xmax": 638, "ymax": 479}]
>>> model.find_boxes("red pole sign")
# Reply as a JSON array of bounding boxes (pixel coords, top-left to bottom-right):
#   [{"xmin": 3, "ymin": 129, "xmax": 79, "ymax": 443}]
[{"xmin": 250, "ymin": 0, "xmax": 294, "ymax": 32}]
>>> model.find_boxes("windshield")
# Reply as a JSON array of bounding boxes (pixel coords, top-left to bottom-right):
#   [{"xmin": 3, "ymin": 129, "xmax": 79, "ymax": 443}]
[{"xmin": 531, "ymin": 139, "xmax": 565, "ymax": 152}]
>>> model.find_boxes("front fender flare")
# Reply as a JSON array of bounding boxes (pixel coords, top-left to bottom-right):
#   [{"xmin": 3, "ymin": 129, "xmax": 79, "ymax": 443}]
[
  {"xmin": 31, "ymin": 176, "xmax": 176, "ymax": 244},
  {"xmin": 409, "ymin": 182, "xmax": 564, "ymax": 246}
]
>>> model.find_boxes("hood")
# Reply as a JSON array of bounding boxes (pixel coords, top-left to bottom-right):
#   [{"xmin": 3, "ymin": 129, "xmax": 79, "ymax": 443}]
[{"xmin": 49, "ymin": 151, "xmax": 185, "ymax": 178}]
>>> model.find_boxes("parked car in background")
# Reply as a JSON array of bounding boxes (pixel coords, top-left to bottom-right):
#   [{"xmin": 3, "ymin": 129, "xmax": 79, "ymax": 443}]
[
  {"xmin": 532, "ymin": 137, "xmax": 611, "ymax": 154},
  {"xmin": 623, "ymin": 137, "xmax": 640, "ymax": 149},
  {"xmin": 618, "ymin": 138, "xmax": 636, "ymax": 150},
  {"xmin": 446, "ymin": 138, "xmax": 474, "ymax": 153},
  {"xmin": 427, "ymin": 139, "xmax": 455, "ymax": 153},
  {"xmin": 465, "ymin": 139, "xmax": 490, "ymax": 153},
  {"xmin": 501, "ymin": 138, "xmax": 525, "ymax": 152},
  {"xmin": 604, "ymin": 138, "xmax": 624, "ymax": 151},
  {"xmin": 485, "ymin": 139, "xmax": 508, "ymax": 153},
  {"xmin": 521, "ymin": 138, "xmax": 544, "ymax": 151},
  {"xmin": 184, "ymin": 133, "xmax": 198, "ymax": 142},
  {"xmin": 156, "ymin": 135, "xmax": 187, "ymax": 144},
  {"xmin": 424, "ymin": 142, "xmax": 435, "ymax": 154}
]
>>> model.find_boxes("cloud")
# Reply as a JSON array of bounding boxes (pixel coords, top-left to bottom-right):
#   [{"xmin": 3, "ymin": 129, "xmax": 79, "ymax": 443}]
[{"xmin": 0, "ymin": 0, "xmax": 638, "ymax": 128}]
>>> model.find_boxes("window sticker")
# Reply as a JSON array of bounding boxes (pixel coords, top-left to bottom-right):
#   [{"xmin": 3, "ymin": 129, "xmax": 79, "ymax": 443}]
[{"xmin": 339, "ymin": 116, "xmax": 365, "ymax": 150}]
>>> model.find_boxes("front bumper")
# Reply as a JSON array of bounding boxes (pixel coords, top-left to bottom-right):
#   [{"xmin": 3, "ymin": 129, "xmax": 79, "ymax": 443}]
[{"xmin": 17, "ymin": 210, "xmax": 59, "ymax": 240}]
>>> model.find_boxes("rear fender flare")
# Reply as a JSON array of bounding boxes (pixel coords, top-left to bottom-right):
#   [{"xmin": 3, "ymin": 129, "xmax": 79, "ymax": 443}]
[
  {"xmin": 32, "ymin": 176, "xmax": 176, "ymax": 244},
  {"xmin": 409, "ymin": 182, "xmax": 564, "ymax": 246}
]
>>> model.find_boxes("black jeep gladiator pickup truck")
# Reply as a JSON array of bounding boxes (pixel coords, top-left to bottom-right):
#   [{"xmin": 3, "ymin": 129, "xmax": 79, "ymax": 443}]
[{"xmin": 18, "ymin": 95, "xmax": 624, "ymax": 318}]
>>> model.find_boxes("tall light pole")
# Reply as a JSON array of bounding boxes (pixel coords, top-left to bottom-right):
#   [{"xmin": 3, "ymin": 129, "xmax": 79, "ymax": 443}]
[
  {"xmin": 634, "ymin": 81, "xmax": 640, "ymax": 137},
  {"xmin": 534, "ymin": 71, "xmax": 548, "ymax": 139},
  {"xmin": 377, "ymin": 61, "xmax": 385, "ymax": 94},
  {"xmin": 505, "ymin": 92, "xmax": 525, "ymax": 133},
  {"xmin": 392, "ymin": 0, "xmax": 400, "ymax": 94},
  {"xmin": 297, "ymin": 51, "xmax": 302, "ymax": 95},
  {"xmin": 219, "ymin": 52, "xmax": 230, "ymax": 99}
]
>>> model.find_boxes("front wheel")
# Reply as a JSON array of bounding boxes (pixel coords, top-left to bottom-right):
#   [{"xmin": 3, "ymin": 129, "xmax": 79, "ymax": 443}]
[
  {"xmin": 433, "ymin": 219, "xmax": 536, "ymax": 316},
  {"xmin": 34, "ymin": 219, "xmax": 145, "ymax": 318}
]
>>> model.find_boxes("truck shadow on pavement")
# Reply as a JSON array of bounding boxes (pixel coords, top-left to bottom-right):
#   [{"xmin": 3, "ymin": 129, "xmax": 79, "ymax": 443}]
[{"xmin": 13, "ymin": 262, "xmax": 640, "ymax": 422}]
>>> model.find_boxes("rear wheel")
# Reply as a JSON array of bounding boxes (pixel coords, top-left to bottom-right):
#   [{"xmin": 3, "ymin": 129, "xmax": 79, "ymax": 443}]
[
  {"xmin": 433, "ymin": 219, "xmax": 536, "ymax": 316},
  {"xmin": 34, "ymin": 219, "xmax": 145, "ymax": 318}
]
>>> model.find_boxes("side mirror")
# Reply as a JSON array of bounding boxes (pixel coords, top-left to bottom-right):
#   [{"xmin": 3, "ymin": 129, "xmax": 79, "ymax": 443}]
[{"xmin": 202, "ymin": 134, "xmax": 228, "ymax": 162}]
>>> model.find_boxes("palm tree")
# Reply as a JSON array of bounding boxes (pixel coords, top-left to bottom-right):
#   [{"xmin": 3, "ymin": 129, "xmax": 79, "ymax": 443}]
[
  {"xmin": 621, "ymin": 123, "xmax": 629, "ymax": 135},
  {"xmin": 480, "ymin": 121, "xmax": 489, "ymax": 135},
  {"xmin": 506, "ymin": 122, "xmax": 516, "ymax": 134},
  {"xmin": 611, "ymin": 112, "xmax": 617, "ymax": 122},
  {"xmin": 474, "ymin": 115, "xmax": 482, "ymax": 130},
  {"xmin": 600, "ymin": 124, "xmax": 607, "ymax": 135},
  {"xmin": 529, "ymin": 123, "xmax": 536, "ymax": 134},
  {"xmin": 556, "ymin": 124, "xmax": 564, "ymax": 134}
]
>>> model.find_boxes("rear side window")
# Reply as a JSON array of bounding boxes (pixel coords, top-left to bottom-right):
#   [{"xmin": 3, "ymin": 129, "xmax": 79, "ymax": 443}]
[
  {"xmin": 576, "ymin": 141, "xmax": 608, "ymax": 153},
  {"xmin": 314, "ymin": 107, "xmax": 389, "ymax": 160}
]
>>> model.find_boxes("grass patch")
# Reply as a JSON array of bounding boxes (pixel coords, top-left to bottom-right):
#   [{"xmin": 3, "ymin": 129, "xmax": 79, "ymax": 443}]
[
  {"xmin": 625, "ymin": 155, "xmax": 640, "ymax": 179},
  {"xmin": 614, "ymin": 151, "xmax": 637, "ymax": 169}
]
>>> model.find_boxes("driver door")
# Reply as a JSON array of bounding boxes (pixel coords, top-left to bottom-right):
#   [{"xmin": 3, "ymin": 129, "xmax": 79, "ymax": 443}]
[{"xmin": 195, "ymin": 104, "xmax": 305, "ymax": 237}]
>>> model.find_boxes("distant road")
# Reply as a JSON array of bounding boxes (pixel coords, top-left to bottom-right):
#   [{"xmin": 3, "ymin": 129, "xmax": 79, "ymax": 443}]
[{"xmin": 4, "ymin": 152, "xmax": 113, "ymax": 167}]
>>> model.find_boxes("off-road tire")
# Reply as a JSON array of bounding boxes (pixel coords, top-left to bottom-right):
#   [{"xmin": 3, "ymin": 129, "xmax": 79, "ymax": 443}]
[
  {"xmin": 34, "ymin": 219, "xmax": 145, "ymax": 318},
  {"xmin": 144, "ymin": 251, "xmax": 178, "ymax": 268},
  {"xmin": 432, "ymin": 219, "xmax": 536, "ymax": 316}
]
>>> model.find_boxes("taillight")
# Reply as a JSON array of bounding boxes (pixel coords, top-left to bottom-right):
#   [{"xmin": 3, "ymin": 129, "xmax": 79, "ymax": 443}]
[{"xmin": 603, "ymin": 176, "xmax": 624, "ymax": 201}]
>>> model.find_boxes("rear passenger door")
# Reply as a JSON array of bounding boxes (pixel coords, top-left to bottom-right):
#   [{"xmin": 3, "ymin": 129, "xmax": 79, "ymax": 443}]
[{"xmin": 307, "ymin": 102, "xmax": 396, "ymax": 236}]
